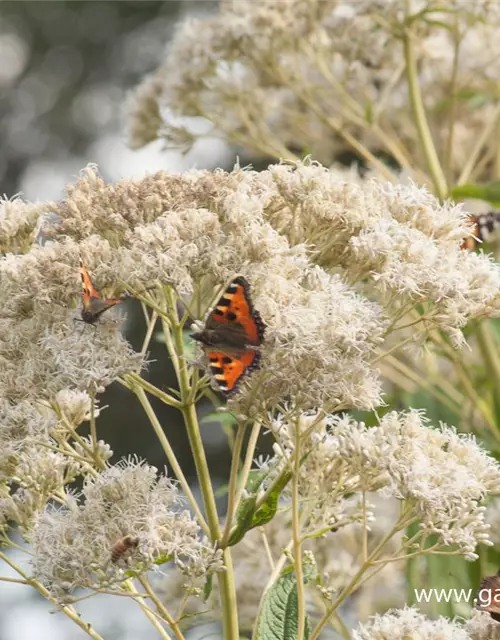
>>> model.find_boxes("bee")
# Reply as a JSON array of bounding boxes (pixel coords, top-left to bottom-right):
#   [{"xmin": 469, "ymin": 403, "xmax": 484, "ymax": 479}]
[{"xmin": 110, "ymin": 535, "xmax": 139, "ymax": 564}]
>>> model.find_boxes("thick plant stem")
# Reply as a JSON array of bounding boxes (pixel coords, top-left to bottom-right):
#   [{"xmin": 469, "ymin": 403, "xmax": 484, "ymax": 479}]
[
  {"xmin": 292, "ymin": 422, "xmax": 305, "ymax": 640},
  {"xmin": 220, "ymin": 421, "xmax": 247, "ymax": 548},
  {"xmin": 165, "ymin": 289, "xmax": 240, "ymax": 640},
  {"xmin": 403, "ymin": 29, "xmax": 448, "ymax": 200},
  {"xmin": 476, "ymin": 321, "xmax": 500, "ymax": 401}
]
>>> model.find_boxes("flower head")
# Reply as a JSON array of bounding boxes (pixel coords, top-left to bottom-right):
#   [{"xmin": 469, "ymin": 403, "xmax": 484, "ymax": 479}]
[
  {"xmin": 352, "ymin": 606, "xmax": 469, "ymax": 639},
  {"xmin": 269, "ymin": 409, "xmax": 500, "ymax": 559},
  {"xmin": 32, "ymin": 459, "xmax": 223, "ymax": 597}
]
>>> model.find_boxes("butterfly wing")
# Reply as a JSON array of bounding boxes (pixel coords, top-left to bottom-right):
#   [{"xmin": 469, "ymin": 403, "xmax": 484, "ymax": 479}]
[
  {"xmin": 477, "ymin": 573, "xmax": 500, "ymax": 620},
  {"xmin": 205, "ymin": 276, "xmax": 265, "ymax": 346},
  {"xmin": 207, "ymin": 349, "xmax": 260, "ymax": 393},
  {"xmin": 462, "ymin": 211, "xmax": 500, "ymax": 251},
  {"xmin": 80, "ymin": 262, "xmax": 122, "ymax": 323}
]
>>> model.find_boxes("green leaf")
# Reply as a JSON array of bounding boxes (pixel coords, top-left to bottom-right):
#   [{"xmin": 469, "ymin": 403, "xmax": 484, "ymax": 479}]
[
  {"xmin": 153, "ymin": 552, "xmax": 174, "ymax": 567},
  {"xmin": 245, "ymin": 469, "xmax": 268, "ymax": 493},
  {"xmin": 228, "ymin": 472, "xmax": 291, "ymax": 546},
  {"xmin": 203, "ymin": 575, "xmax": 213, "ymax": 602},
  {"xmin": 200, "ymin": 409, "xmax": 238, "ymax": 429},
  {"xmin": 248, "ymin": 471, "xmax": 292, "ymax": 531},
  {"xmin": 254, "ymin": 563, "xmax": 315, "ymax": 640},
  {"xmin": 228, "ymin": 494, "xmax": 259, "ymax": 546},
  {"xmin": 451, "ymin": 182, "xmax": 500, "ymax": 206}
]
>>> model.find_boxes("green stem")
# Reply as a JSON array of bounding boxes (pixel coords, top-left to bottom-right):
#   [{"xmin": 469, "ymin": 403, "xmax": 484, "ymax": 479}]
[
  {"xmin": 292, "ymin": 422, "xmax": 305, "ymax": 640},
  {"xmin": 220, "ymin": 421, "xmax": 247, "ymax": 548},
  {"xmin": 90, "ymin": 393, "xmax": 98, "ymax": 459},
  {"xmin": 123, "ymin": 372, "xmax": 183, "ymax": 409},
  {"xmin": 124, "ymin": 579, "xmax": 173, "ymax": 640},
  {"xmin": 476, "ymin": 321, "xmax": 500, "ymax": 400},
  {"xmin": 165, "ymin": 288, "xmax": 240, "ymax": 640},
  {"xmin": 309, "ymin": 509, "xmax": 413, "ymax": 640},
  {"xmin": 130, "ymin": 383, "xmax": 210, "ymax": 536},
  {"xmin": 138, "ymin": 576, "xmax": 186, "ymax": 640},
  {"xmin": 403, "ymin": 28, "xmax": 447, "ymax": 200}
]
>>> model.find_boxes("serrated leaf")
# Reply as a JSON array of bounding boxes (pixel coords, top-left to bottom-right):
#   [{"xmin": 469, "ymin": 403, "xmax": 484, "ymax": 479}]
[{"xmin": 254, "ymin": 568, "xmax": 313, "ymax": 640}]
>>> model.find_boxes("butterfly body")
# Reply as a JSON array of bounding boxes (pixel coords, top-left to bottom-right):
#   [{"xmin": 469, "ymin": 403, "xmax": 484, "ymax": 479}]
[
  {"xmin": 80, "ymin": 262, "xmax": 124, "ymax": 324},
  {"xmin": 191, "ymin": 276, "xmax": 265, "ymax": 393}
]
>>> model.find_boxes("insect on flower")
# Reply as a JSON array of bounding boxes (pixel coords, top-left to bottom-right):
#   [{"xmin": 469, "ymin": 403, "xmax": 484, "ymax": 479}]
[
  {"xmin": 110, "ymin": 535, "xmax": 139, "ymax": 564},
  {"xmin": 79, "ymin": 261, "xmax": 127, "ymax": 324},
  {"xmin": 461, "ymin": 211, "xmax": 500, "ymax": 251},
  {"xmin": 476, "ymin": 570, "xmax": 500, "ymax": 622},
  {"xmin": 191, "ymin": 276, "xmax": 266, "ymax": 394}
]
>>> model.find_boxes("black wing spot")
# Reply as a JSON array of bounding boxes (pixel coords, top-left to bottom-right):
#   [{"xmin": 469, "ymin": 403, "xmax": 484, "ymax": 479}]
[
  {"xmin": 222, "ymin": 356, "xmax": 232, "ymax": 364},
  {"xmin": 214, "ymin": 309, "xmax": 224, "ymax": 316},
  {"xmin": 210, "ymin": 364, "xmax": 224, "ymax": 374},
  {"xmin": 218, "ymin": 296, "xmax": 231, "ymax": 307},
  {"xmin": 226, "ymin": 311, "xmax": 237, "ymax": 321}
]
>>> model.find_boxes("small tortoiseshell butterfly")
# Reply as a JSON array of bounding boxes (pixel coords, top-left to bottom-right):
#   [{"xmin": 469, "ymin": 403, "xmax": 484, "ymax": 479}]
[
  {"xmin": 191, "ymin": 277, "xmax": 266, "ymax": 394},
  {"xmin": 80, "ymin": 261, "xmax": 125, "ymax": 324},
  {"xmin": 477, "ymin": 570, "xmax": 500, "ymax": 622},
  {"xmin": 461, "ymin": 211, "xmax": 500, "ymax": 251}
]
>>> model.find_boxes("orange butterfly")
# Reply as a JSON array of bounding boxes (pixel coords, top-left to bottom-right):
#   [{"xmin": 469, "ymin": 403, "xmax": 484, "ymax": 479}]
[
  {"xmin": 191, "ymin": 277, "xmax": 266, "ymax": 393},
  {"xmin": 461, "ymin": 211, "xmax": 500, "ymax": 251},
  {"xmin": 80, "ymin": 261, "xmax": 125, "ymax": 324}
]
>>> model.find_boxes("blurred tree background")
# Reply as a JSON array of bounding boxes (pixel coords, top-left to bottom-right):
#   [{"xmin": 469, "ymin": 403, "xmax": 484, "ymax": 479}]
[{"xmin": 0, "ymin": 3, "xmax": 258, "ymax": 638}]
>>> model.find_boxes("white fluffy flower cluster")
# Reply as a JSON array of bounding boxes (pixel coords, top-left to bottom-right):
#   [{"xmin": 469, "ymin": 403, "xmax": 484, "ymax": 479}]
[
  {"xmin": 127, "ymin": 0, "xmax": 500, "ymax": 184},
  {"xmin": 32, "ymin": 459, "xmax": 223, "ymax": 597},
  {"xmin": 37, "ymin": 164, "xmax": 391, "ymax": 414},
  {"xmin": 352, "ymin": 606, "xmax": 469, "ymax": 639},
  {"xmin": 11, "ymin": 162, "xmax": 495, "ymax": 413},
  {"xmin": 0, "ymin": 195, "xmax": 46, "ymax": 255},
  {"xmin": 269, "ymin": 409, "xmax": 500, "ymax": 559}
]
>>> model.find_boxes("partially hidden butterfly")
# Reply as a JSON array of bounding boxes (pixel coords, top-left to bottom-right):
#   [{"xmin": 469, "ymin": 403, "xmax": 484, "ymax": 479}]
[
  {"xmin": 461, "ymin": 211, "xmax": 500, "ymax": 251},
  {"xmin": 80, "ymin": 261, "xmax": 126, "ymax": 324},
  {"xmin": 477, "ymin": 570, "xmax": 500, "ymax": 622},
  {"xmin": 191, "ymin": 277, "xmax": 266, "ymax": 394}
]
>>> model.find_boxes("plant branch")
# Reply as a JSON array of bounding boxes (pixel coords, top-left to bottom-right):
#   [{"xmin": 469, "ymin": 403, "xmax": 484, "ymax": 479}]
[
  {"xmin": 130, "ymin": 383, "xmax": 210, "ymax": 536},
  {"xmin": 402, "ymin": 28, "xmax": 447, "ymax": 200},
  {"xmin": 0, "ymin": 552, "xmax": 105, "ymax": 640},
  {"xmin": 293, "ymin": 421, "xmax": 306, "ymax": 640}
]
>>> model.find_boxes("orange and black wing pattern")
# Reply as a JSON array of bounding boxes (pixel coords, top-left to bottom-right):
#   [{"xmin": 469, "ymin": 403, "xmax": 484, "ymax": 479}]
[
  {"xmin": 205, "ymin": 277, "xmax": 265, "ymax": 393},
  {"xmin": 206, "ymin": 350, "xmax": 260, "ymax": 394},
  {"xmin": 461, "ymin": 211, "xmax": 500, "ymax": 251},
  {"xmin": 205, "ymin": 277, "xmax": 265, "ymax": 346},
  {"xmin": 80, "ymin": 261, "xmax": 123, "ymax": 324}
]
